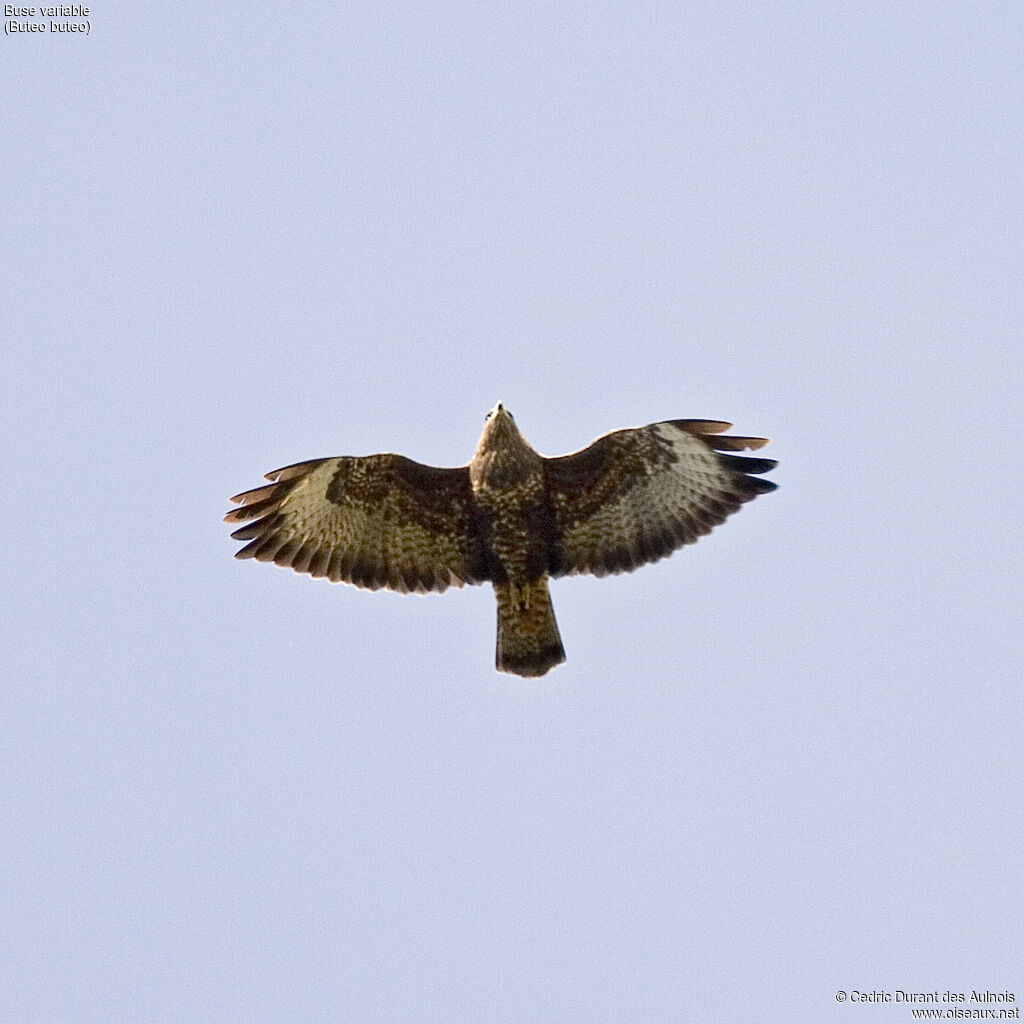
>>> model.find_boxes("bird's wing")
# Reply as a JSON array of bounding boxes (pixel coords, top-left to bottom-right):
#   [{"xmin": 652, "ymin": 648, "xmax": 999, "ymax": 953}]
[
  {"xmin": 225, "ymin": 454, "xmax": 489, "ymax": 593},
  {"xmin": 543, "ymin": 420, "xmax": 776, "ymax": 578}
]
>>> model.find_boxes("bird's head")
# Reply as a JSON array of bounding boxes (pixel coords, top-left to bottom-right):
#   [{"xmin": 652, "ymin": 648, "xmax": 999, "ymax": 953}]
[{"xmin": 479, "ymin": 401, "xmax": 517, "ymax": 440}]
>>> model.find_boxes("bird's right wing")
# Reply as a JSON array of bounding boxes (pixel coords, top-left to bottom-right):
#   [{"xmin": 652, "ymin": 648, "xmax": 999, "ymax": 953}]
[{"xmin": 225, "ymin": 454, "xmax": 490, "ymax": 593}]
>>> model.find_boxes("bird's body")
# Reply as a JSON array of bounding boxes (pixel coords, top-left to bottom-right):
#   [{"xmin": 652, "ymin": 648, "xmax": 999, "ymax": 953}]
[
  {"xmin": 225, "ymin": 403, "xmax": 776, "ymax": 677},
  {"xmin": 468, "ymin": 408, "xmax": 564, "ymax": 675}
]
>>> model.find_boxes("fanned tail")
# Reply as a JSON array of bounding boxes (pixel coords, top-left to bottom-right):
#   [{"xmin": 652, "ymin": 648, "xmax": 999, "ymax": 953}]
[{"xmin": 494, "ymin": 576, "xmax": 565, "ymax": 678}]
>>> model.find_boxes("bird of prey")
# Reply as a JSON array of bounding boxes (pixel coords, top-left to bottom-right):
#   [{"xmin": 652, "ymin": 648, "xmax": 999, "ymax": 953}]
[{"xmin": 225, "ymin": 403, "xmax": 776, "ymax": 677}]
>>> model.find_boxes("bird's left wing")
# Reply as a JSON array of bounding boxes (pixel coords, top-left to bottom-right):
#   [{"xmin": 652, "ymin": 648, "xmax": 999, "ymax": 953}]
[
  {"xmin": 543, "ymin": 420, "xmax": 777, "ymax": 578},
  {"xmin": 225, "ymin": 454, "xmax": 489, "ymax": 593}
]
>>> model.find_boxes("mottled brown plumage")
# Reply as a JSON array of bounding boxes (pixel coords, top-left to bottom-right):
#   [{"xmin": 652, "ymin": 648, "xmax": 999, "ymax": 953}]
[{"xmin": 225, "ymin": 403, "xmax": 776, "ymax": 677}]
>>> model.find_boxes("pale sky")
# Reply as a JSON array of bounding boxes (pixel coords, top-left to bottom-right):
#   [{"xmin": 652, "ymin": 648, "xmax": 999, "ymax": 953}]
[{"xmin": 3, "ymin": 4, "xmax": 1022, "ymax": 1022}]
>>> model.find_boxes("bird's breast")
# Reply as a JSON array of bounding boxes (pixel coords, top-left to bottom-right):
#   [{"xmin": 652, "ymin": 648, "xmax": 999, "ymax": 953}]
[{"xmin": 473, "ymin": 474, "xmax": 553, "ymax": 583}]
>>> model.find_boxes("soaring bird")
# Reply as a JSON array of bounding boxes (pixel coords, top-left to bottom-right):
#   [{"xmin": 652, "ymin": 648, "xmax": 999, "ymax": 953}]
[{"xmin": 225, "ymin": 404, "xmax": 776, "ymax": 676}]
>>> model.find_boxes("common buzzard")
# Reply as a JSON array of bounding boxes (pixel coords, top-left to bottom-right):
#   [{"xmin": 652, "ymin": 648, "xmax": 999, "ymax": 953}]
[{"xmin": 225, "ymin": 404, "xmax": 776, "ymax": 677}]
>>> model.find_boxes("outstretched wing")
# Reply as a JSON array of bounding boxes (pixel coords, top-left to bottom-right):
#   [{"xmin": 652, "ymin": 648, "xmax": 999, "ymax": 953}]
[
  {"xmin": 544, "ymin": 420, "xmax": 776, "ymax": 578},
  {"xmin": 224, "ymin": 455, "xmax": 489, "ymax": 593}
]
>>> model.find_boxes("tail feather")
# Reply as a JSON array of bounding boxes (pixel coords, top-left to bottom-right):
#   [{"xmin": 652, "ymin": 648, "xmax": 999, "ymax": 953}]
[{"xmin": 494, "ymin": 576, "xmax": 565, "ymax": 678}]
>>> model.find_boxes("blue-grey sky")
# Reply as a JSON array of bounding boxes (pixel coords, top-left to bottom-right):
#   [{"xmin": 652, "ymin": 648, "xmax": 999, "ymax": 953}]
[{"xmin": 3, "ymin": 4, "xmax": 1022, "ymax": 1022}]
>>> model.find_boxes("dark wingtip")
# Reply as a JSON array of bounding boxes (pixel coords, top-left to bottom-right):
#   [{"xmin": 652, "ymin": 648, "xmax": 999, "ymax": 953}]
[
  {"xmin": 718, "ymin": 454, "xmax": 777, "ymax": 476},
  {"xmin": 745, "ymin": 476, "xmax": 778, "ymax": 494}
]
